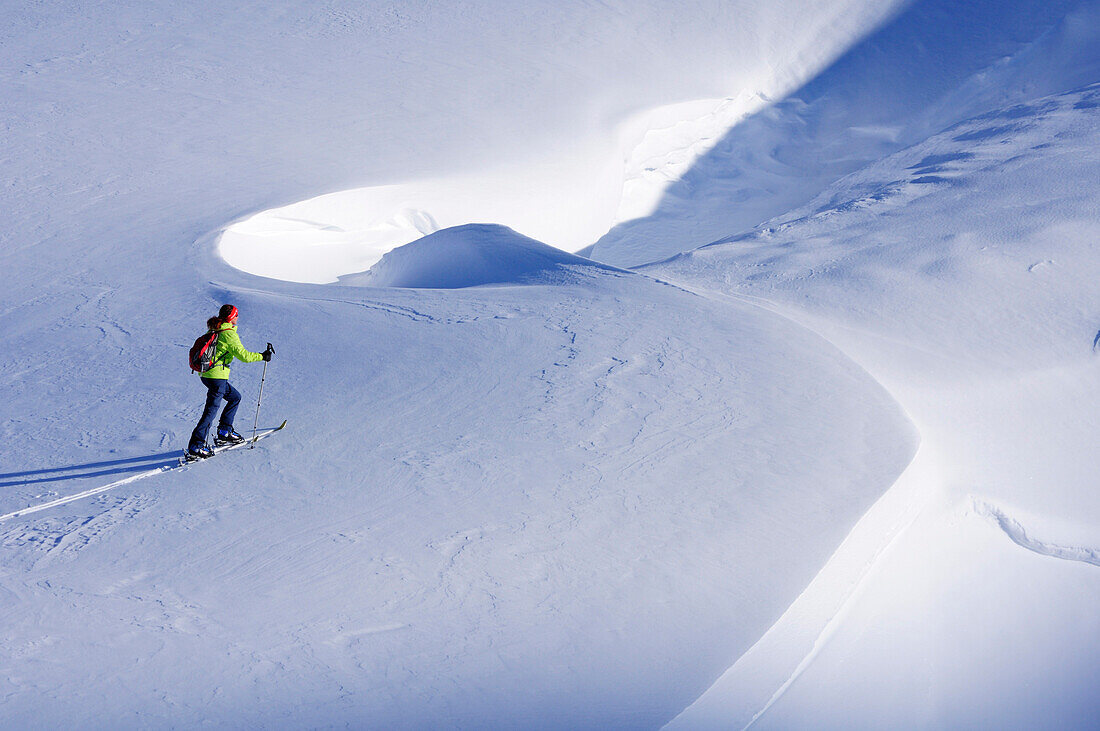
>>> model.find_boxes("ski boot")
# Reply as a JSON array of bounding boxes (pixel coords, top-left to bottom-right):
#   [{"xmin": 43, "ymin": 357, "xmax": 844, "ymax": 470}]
[
  {"xmin": 215, "ymin": 426, "xmax": 245, "ymax": 446},
  {"xmin": 184, "ymin": 443, "xmax": 214, "ymax": 462}
]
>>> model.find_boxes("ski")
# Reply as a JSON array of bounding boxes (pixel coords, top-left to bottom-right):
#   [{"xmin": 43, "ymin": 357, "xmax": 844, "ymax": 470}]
[{"xmin": 179, "ymin": 419, "xmax": 287, "ymax": 465}]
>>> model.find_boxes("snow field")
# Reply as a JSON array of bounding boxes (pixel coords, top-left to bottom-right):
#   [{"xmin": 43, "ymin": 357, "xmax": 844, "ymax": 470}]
[
  {"xmin": 0, "ymin": 261, "xmax": 915, "ymax": 726},
  {"xmin": 3, "ymin": 0, "xmax": 1100, "ymax": 726}
]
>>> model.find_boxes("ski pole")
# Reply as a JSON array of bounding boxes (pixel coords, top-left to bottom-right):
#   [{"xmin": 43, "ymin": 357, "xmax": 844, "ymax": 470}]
[{"xmin": 250, "ymin": 343, "xmax": 274, "ymax": 447}]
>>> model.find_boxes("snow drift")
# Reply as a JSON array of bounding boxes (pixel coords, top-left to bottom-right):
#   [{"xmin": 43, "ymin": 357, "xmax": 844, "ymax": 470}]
[
  {"xmin": 341, "ymin": 224, "xmax": 621, "ymax": 289},
  {"xmin": 589, "ymin": 0, "xmax": 1100, "ymax": 267},
  {"xmin": 655, "ymin": 81, "xmax": 1100, "ymax": 729}
]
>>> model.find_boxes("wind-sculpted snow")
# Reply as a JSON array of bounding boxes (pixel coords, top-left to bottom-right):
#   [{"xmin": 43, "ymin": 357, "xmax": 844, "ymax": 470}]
[
  {"xmin": 341, "ymin": 223, "xmax": 623, "ymax": 289},
  {"xmin": 649, "ymin": 85, "xmax": 1100, "ymax": 728},
  {"xmin": 4, "ymin": 0, "xmax": 1100, "ymax": 727},
  {"xmin": 591, "ymin": 0, "xmax": 1100, "ymax": 267},
  {"xmin": 972, "ymin": 498, "xmax": 1100, "ymax": 568},
  {"xmin": 200, "ymin": 1, "xmax": 904, "ymax": 283},
  {"xmin": 650, "ymin": 83, "xmax": 1100, "ymax": 379}
]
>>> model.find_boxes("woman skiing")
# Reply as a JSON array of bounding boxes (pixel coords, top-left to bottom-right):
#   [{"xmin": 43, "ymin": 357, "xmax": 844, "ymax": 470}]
[{"xmin": 187, "ymin": 304, "xmax": 273, "ymax": 459}]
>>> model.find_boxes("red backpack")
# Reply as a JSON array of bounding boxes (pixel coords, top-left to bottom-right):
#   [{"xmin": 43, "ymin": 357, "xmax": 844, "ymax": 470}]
[{"xmin": 188, "ymin": 327, "xmax": 228, "ymax": 373}]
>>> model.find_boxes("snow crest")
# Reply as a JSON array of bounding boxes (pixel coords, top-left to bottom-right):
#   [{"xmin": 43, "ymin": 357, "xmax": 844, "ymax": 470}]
[{"xmin": 341, "ymin": 224, "xmax": 621, "ymax": 289}]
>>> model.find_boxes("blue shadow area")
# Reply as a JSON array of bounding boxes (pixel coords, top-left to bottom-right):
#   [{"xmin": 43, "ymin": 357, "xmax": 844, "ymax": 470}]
[
  {"xmin": 0, "ymin": 451, "xmax": 181, "ymax": 488},
  {"xmin": 589, "ymin": 0, "xmax": 1097, "ymax": 268}
]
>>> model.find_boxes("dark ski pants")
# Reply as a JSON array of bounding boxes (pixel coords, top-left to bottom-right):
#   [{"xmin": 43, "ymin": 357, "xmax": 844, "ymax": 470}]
[{"xmin": 189, "ymin": 377, "xmax": 242, "ymax": 450}]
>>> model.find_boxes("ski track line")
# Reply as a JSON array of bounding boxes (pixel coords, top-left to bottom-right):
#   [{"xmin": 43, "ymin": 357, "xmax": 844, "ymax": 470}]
[
  {"xmin": 739, "ymin": 498, "xmax": 924, "ymax": 731},
  {"xmin": 0, "ymin": 465, "xmax": 172, "ymax": 523},
  {"xmin": 971, "ymin": 497, "xmax": 1100, "ymax": 568},
  {"xmin": 0, "ymin": 427, "xmax": 284, "ymax": 523}
]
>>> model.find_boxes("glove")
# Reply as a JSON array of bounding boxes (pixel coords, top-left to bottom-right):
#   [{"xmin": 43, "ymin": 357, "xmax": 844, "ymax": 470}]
[{"xmin": 262, "ymin": 343, "xmax": 274, "ymax": 361}]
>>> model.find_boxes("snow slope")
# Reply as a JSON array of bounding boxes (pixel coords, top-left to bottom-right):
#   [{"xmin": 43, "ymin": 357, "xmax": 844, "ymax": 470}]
[
  {"xmin": 1, "ymin": 231, "xmax": 915, "ymax": 726},
  {"xmin": 653, "ymin": 81, "xmax": 1100, "ymax": 728},
  {"xmin": 0, "ymin": 2, "xmax": 918, "ymax": 725},
  {"xmin": 4, "ymin": 0, "xmax": 1100, "ymax": 727},
  {"xmin": 590, "ymin": 0, "xmax": 1100, "ymax": 267}
]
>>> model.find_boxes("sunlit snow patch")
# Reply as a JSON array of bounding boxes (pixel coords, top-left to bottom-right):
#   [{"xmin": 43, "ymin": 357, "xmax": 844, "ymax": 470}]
[
  {"xmin": 217, "ymin": 186, "xmax": 441, "ymax": 284},
  {"xmin": 340, "ymin": 223, "xmax": 622, "ymax": 289},
  {"xmin": 611, "ymin": 92, "xmax": 770, "ymax": 223},
  {"xmin": 217, "ymin": 95, "xmax": 773, "ymax": 284}
]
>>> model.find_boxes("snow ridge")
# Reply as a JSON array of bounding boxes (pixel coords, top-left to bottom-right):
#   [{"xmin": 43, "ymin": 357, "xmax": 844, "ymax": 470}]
[
  {"xmin": 972, "ymin": 498, "xmax": 1100, "ymax": 568},
  {"xmin": 342, "ymin": 224, "xmax": 622, "ymax": 289},
  {"xmin": 740, "ymin": 499, "xmax": 923, "ymax": 730},
  {"xmin": 657, "ymin": 79, "xmax": 1100, "ymax": 728}
]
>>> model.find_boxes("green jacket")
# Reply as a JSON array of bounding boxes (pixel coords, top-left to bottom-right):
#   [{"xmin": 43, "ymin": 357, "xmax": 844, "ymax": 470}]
[{"xmin": 201, "ymin": 324, "xmax": 263, "ymax": 379}]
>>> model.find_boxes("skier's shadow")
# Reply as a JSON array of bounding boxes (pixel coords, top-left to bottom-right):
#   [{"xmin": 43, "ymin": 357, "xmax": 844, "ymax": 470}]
[{"xmin": 0, "ymin": 451, "xmax": 181, "ymax": 488}]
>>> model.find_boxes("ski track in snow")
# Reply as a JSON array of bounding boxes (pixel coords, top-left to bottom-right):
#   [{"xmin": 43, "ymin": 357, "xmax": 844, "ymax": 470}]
[
  {"xmin": 0, "ymin": 466, "xmax": 170, "ymax": 524},
  {"xmin": 659, "ymin": 283, "xmax": 931, "ymax": 730},
  {"xmin": 971, "ymin": 498, "xmax": 1100, "ymax": 568},
  {"xmin": 740, "ymin": 499, "xmax": 925, "ymax": 730},
  {"xmin": 715, "ymin": 488, "xmax": 1100, "ymax": 731},
  {"xmin": 0, "ymin": 426, "xmax": 284, "ymax": 524}
]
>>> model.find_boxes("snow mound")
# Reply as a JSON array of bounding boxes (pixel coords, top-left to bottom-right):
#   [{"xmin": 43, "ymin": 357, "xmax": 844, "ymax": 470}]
[{"xmin": 342, "ymin": 224, "xmax": 621, "ymax": 289}]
